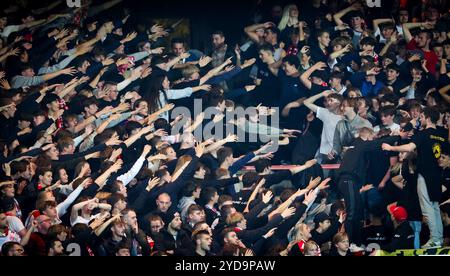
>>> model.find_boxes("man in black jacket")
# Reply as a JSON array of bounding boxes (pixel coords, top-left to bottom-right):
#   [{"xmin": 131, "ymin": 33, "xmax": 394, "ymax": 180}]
[
  {"xmin": 338, "ymin": 128, "xmax": 403, "ymax": 246},
  {"xmin": 153, "ymin": 211, "xmax": 193, "ymax": 256},
  {"xmin": 381, "ymin": 204, "xmax": 414, "ymax": 252}
]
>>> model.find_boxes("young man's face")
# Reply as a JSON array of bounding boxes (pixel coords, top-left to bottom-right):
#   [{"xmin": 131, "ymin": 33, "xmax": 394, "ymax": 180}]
[
  {"xmin": 419, "ymin": 113, "xmax": 427, "ymax": 127},
  {"xmin": 319, "ymin": 220, "xmax": 331, "ymax": 231},
  {"xmin": 162, "ymin": 77, "xmax": 170, "ymax": 90},
  {"xmin": 189, "ymin": 210, "xmax": 204, "ymax": 224},
  {"xmin": 112, "ymin": 222, "xmax": 126, "ymax": 237},
  {"xmin": 433, "ymin": 46, "xmax": 444, "ymax": 59},
  {"xmin": 381, "ymin": 114, "xmax": 394, "ymax": 126},
  {"xmin": 172, "ymin": 43, "xmax": 185, "ymax": 56},
  {"xmin": 48, "ymin": 101, "xmax": 60, "ymax": 113},
  {"xmin": 150, "ymin": 219, "xmax": 164, "ymax": 234},
  {"xmin": 351, "ymin": 16, "xmax": 363, "ymax": 28},
  {"xmin": 409, "ymin": 108, "xmax": 421, "ymax": 119},
  {"xmin": 336, "ymin": 237, "xmax": 350, "ymax": 252},
  {"xmin": 329, "ymin": 77, "xmax": 341, "ymax": 89},
  {"xmin": 225, "ymin": 231, "xmax": 240, "ymax": 245},
  {"xmin": 22, "ymin": 68, "xmax": 34, "ymax": 77},
  {"xmin": 7, "ymin": 244, "xmax": 25, "ymax": 256},
  {"xmin": 237, "ymin": 218, "xmax": 247, "ymax": 230},
  {"xmin": 386, "ymin": 69, "xmax": 399, "ymax": 81},
  {"xmin": 417, "ymin": 33, "xmax": 430, "ymax": 48},
  {"xmin": 318, "ymin": 32, "xmax": 330, "ymax": 47},
  {"xmin": 362, "ymin": 44, "xmax": 374, "ymax": 52},
  {"xmin": 85, "ymin": 104, "xmax": 98, "ymax": 116},
  {"xmin": 212, "ymin": 34, "xmax": 225, "ymax": 49},
  {"xmin": 326, "ymin": 97, "xmax": 341, "ymax": 112},
  {"xmin": 40, "ymin": 171, "xmax": 53, "ymax": 186},
  {"xmin": 197, "ymin": 234, "xmax": 212, "ymax": 251},
  {"xmin": 438, "ymin": 154, "xmax": 450, "ymax": 168},
  {"xmin": 382, "ymin": 28, "xmax": 395, "ymax": 39},
  {"xmin": 282, "ymin": 62, "xmax": 297, "ymax": 75},
  {"xmin": 52, "ymin": 241, "xmax": 64, "ymax": 255},
  {"xmin": 170, "ymin": 213, "xmax": 182, "ymax": 230},
  {"xmin": 5, "ymin": 104, "xmax": 17, "ymax": 118},
  {"xmin": 2, "ymin": 184, "xmax": 15, "ymax": 197},
  {"xmin": 264, "ymin": 30, "xmax": 276, "ymax": 44},
  {"xmin": 259, "ymin": 50, "xmax": 273, "ymax": 64},
  {"xmin": 107, "ymin": 86, "xmax": 119, "ymax": 101},
  {"xmin": 44, "ymin": 205, "xmax": 57, "ymax": 219},
  {"xmin": 399, "ymin": 11, "xmax": 409, "ymax": 23}
]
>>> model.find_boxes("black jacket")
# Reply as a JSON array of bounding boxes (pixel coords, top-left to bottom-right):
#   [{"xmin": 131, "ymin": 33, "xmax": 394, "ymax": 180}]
[
  {"xmin": 381, "ymin": 221, "xmax": 414, "ymax": 252},
  {"xmin": 153, "ymin": 228, "xmax": 193, "ymax": 256}
]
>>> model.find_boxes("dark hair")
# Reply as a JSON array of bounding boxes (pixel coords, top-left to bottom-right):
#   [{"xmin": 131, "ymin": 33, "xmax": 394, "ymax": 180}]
[
  {"xmin": 360, "ymin": 37, "xmax": 376, "ymax": 47},
  {"xmin": 187, "ymin": 204, "xmax": 203, "ymax": 217},
  {"xmin": 171, "ymin": 37, "xmax": 185, "ymax": 46},
  {"xmin": 212, "ymin": 30, "xmax": 225, "ymax": 37},
  {"xmin": 423, "ymin": 106, "xmax": 440, "ymax": 124},
  {"xmin": 181, "ymin": 181, "xmax": 201, "ymax": 197},
  {"xmin": 254, "ymin": 159, "xmax": 271, "ymax": 173},
  {"xmin": 317, "ymin": 29, "xmax": 329, "ymax": 38},
  {"xmin": 379, "ymin": 106, "xmax": 396, "ymax": 117},
  {"xmin": 283, "ymin": 55, "xmax": 300, "ymax": 69},
  {"xmin": 386, "ymin": 63, "xmax": 400, "ymax": 73},
  {"xmin": 199, "ymin": 187, "xmax": 217, "ymax": 206},
  {"xmin": 1, "ymin": 242, "xmax": 22, "ymax": 256},
  {"xmin": 217, "ymin": 147, "xmax": 233, "ymax": 165},
  {"xmin": 259, "ymin": 43, "xmax": 274, "ymax": 53},
  {"xmin": 242, "ymin": 172, "xmax": 260, "ymax": 187}
]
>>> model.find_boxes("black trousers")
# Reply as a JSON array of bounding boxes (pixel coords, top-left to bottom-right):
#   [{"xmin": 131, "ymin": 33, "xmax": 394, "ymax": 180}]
[{"xmin": 338, "ymin": 176, "xmax": 363, "ymax": 245}]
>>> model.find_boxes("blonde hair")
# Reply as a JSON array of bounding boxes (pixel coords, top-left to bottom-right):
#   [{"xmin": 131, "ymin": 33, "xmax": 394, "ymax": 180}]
[
  {"xmin": 226, "ymin": 212, "xmax": 244, "ymax": 227},
  {"xmin": 288, "ymin": 223, "xmax": 309, "ymax": 242},
  {"xmin": 182, "ymin": 65, "xmax": 200, "ymax": 79},
  {"xmin": 332, "ymin": 232, "xmax": 349, "ymax": 245},
  {"xmin": 278, "ymin": 4, "xmax": 299, "ymax": 31}
]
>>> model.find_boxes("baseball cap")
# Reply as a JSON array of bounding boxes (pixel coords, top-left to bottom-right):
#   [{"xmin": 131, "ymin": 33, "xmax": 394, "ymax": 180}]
[{"xmin": 388, "ymin": 204, "xmax": 408, "ymax": 222}]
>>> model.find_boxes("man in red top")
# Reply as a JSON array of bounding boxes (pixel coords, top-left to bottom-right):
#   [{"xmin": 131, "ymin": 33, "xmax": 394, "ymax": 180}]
[{"xmin": 403, "ymin": 22, "xmax": 438, "ymax": 74}]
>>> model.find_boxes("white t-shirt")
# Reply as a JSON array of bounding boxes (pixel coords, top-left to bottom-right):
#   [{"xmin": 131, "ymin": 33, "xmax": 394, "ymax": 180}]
[
  {"xmin": 0, "ymin": 25, "xmax": 20, "ymax": 39},
  {"xmin": 316, "ymin": 107, "xmax": 343, "ymax": 155},
  {"xmin": 7, "ymin": 216, "xmax": 25, "ymax": 234},
  {"xmin": 0, "ymin": 228, "xmax": 21, "ymax": 248},
  {"xmin": 71, "ymin": 213, "xmax": 100, "ymax": 226},
  {"xmin": 374, "ymin": 123, "xmax": 400, "ymax": 134}
]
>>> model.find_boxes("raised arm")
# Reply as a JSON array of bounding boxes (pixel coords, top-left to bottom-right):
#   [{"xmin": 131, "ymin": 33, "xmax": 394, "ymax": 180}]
[
  {"xmin": 304, "ymin": 90, "xmax": 332, "ymax": 113},
  {"xmin": 402, "ymin": 22, "xmax": 433, "ymax": 43},
  {"xmin": 382, "ymin": 142, "xmax": 417, "ymax": 153},
  {"xmin": 244, "ymin": 22, "xmax": 273, "ymax": 43},
  {"xmin": 373, "ymin": 18, "xmax": 395, "ymax": 33},
  {"xmin": 334, "ymin": 3, "xmax": 360, "ymax": 26},
  {"xmin": 300, "ymin": 62, "xmax": 327, "ymax": 90}
]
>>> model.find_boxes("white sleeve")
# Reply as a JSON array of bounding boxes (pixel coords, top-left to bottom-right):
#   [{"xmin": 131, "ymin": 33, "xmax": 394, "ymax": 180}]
[
  {"xmin": 7, "ymin": 216, "xmax": 25, "ymax": 233},
  {"xmin": 118, "ymin": 78, "xmax": 132, "ymax": 91},
  {"xmin": 117, "ymin": 156, "xmax": 146, "ymax": 187},
  {"xmin": 165, "ymin": 88, "xmax": 194, "ymax": 100},
  {"xmin": 1, "ymin": 25, "xmax": 20, "ymax": 38},
  {"xmin": 56, "ymin": 184, "xmax": 84, "ymax": 217},
  {"xmin": 316, "ymin": 107, "xmax": 327, "ymax": 121}
]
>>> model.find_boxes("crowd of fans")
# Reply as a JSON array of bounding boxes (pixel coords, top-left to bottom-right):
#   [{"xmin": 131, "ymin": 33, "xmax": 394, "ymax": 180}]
[{"xmin": 0, "ymin": 0, "xmax": 449, "ymax": 256}]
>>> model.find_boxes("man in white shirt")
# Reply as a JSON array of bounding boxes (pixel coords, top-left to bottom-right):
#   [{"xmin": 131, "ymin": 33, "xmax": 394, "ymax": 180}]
[
  {"xmin": 304, "ymin": 90, "xmax": 344, "ymax": 163},
  {"xmin": 374, "ymin": 106, "xmax": 400, "ymax": 134}
]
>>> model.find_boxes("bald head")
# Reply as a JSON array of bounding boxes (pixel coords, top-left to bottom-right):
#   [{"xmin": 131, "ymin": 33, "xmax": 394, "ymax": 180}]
[
  {"xmin": 36, "ymin": 215, "xmax": 52, "ymax": 234},
  {"xmin": 156, "ymin": 193, "xmax": 172, "ymax": 213}
]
